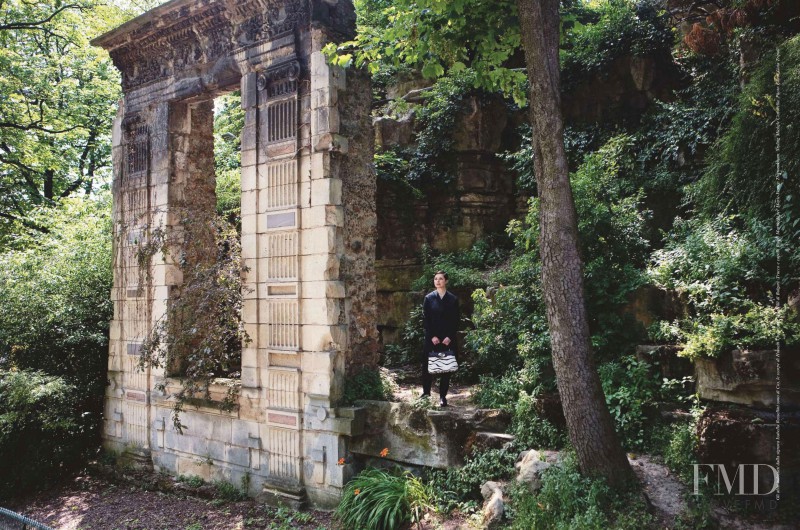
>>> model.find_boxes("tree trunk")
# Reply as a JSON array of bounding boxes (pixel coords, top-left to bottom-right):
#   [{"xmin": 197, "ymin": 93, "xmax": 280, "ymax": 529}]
[{"xmin": 516, "ymin": 0, "xmax": 635, "ymax": 488}]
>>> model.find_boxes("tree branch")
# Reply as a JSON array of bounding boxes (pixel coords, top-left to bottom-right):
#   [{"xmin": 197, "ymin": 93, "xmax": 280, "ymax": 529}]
[{"xmin": 0, "ymin": 4, "xmax": 86, "ymax": 32}]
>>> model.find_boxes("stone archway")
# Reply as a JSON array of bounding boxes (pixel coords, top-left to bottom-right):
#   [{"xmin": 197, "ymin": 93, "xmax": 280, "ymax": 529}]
[{"xmin": 93, "ymin": 0, "xmax": 377, "ymax": 507}]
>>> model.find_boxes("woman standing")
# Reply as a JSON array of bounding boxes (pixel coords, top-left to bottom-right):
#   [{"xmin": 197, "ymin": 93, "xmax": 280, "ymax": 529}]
[{"xmin": 422, "ymin": 270, "xmax": 459, "ymax": 406}]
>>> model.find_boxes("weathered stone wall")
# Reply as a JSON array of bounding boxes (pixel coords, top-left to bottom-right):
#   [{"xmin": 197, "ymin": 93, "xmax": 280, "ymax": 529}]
[
  {"xmin": 95, "ymin": 0, "xmax": 373, "ymax": 508},
  {"xmin": 374, "ymin": 94, "xmax": 527, "ymax": 345},
  {"xmin": 335, "ymin": 65, "xmax": 380, "ymax": 375}
]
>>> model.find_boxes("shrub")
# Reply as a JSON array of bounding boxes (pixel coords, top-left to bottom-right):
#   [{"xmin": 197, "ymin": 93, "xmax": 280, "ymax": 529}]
[
  {"xmin": 428, "ymin": 447, "xmax": 518, "ymax": 513},
  {"xmin": 509, "ymin": 453, "xmax": 653, "ymax": 529},
  {"xmin": 511, "ymin": 392, "xmax": 567, "ymax": 451},
  {"xmin": 341, "ymin": 367, "xmax": 398, "ymax": 405},
  {"xmin": 0, "ymin": 196, "xmax": 112, "ymax": 394},
  {"xmin": 336, "ymin": 467, "xmax": 431, "ymax": 530},
  {"xmin": 0, "ymin": 370, "xmax": 96, "ymax": 498},
  {"xmin": 649, "ymin": 215, "xmax": 800, "ymax": 358}
]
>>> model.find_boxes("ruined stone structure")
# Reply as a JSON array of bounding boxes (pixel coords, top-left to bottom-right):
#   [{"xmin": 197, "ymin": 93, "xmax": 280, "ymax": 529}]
[{"xmin": 93, "ymin": 0, "xmax": 376, "ymax": 507}]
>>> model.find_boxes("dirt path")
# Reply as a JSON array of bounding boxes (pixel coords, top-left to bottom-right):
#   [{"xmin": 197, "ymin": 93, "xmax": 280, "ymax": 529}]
[{"xmin": 5, "ymin": 473, "xmax": 333, "ymax": 530}]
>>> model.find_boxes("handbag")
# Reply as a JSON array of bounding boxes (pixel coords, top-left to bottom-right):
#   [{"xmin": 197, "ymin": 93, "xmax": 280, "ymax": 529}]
[{"xmin": 427, "ymin": 350, "xmax": 458, "ymax": 374}]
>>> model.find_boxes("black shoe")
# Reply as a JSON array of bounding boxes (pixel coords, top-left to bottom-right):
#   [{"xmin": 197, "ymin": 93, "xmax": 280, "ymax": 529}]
[{"xmin": 439, "ymin": 398, "xmax": 448, "ymax": 407}]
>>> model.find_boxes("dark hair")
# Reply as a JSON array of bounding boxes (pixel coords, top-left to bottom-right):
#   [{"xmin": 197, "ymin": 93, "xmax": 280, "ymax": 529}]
[{"xmin": 434, "ymin": 270, "xmax": 448, "ymax": 280}]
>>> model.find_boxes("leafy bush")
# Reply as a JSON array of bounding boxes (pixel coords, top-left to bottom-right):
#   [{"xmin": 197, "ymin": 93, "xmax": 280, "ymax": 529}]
[
  {"xmin": 0, "ymin": 197, "xmax": 112, "ymax": 393},
  {"xmin": 428, "ymin": 447, "xmax": 518, "ymax": 513},
  {"xmin": 509, "ymin": 453, "xmax": 653, "ymax": 529},
  {"xmin": 561, "ymin": 0, "xmax": 674, "ymax": 90},
  {"xmin": 649, "ymin": 215, "xmax": 800, "ymax": 358},
  {"xmin": 599, "ymin": 356, "xmax": 661, "ymax": 450},
  {"xmin": 0, "ymin": 370, "xmax": 97, "ymax": 498},
  {"xmin": 511, "ymin": 392, "xmax": 567, "ymax": 451},
  {"xmin": 341, "ymin": 367, "xmax": 398, "ymax": 405},
  {"xmin": 336, "ymin": 467, "xmax": 431, "ymax": 530},
  {"xmin": 693, "ymin": 35, "xmax": 800, "ymax": 221}
]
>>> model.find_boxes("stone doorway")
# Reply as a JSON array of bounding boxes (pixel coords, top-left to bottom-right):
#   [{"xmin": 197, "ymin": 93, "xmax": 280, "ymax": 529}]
[{"xmin": 93, "ymin": 0, "xmax": 377, "ymax": 507}]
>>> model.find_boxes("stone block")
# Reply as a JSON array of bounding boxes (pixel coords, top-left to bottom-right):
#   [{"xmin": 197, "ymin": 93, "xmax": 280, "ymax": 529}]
[
  {"xmin": 226, "ymin": 446, "xmax": 250, "ymax": 468},
  {"xmin": 241, "ymin": 190, "xmax": 258, "ymax": 217},
  {"xmin": 112, "ymin": 115, "xmax": 123, "ymax": 147},
  {"xmin": 301, "ymin": 298, "xmax": 340, "ymax": 326},
  {"xmin": 241, "ymin": 72, "xmax": 257, "ymax": 109},
  {"xmin": 242, "ymin": 148, "xmax": 256, "ymax": 167},
  {"xmin": 240, "ymin": 213, "xmax": 257, "ymax": 236},
  {"xmin": 311, "ymin": 86, "xmax": 337, "ymax": 109},
  {"xmin": 301, "ymin": 281, "xmax": 345, "ymax": 299},
  {"xmin": 241, "ymin": 233, "xmax": 257, "ymax": 260},
  {"xmin": 300, "ymin": 226, "xmax": 338, "ymax": 255},
  {"xmin": 301, "ymin": 350, "xmax": 335, "ymax": 375},
  {"xmin": 300, "ymin": 324, "xmax": 342, "ymax": 352},
  {"xmin": 241, "ymin": 164, "xmax": 257, "ymax": 192},
  {"xmin": 310, "ymin": 178, "xmax": 342, "ymax": 207},
  {"xmin": 302, "ymin": 371, "xmax": 332, "ymax": 398},
  {"xmin": 242, "ymin": 299, "xmax": 258, "ymax": 325},
  {"xmin": 310, "ymin": 152, "xmax": 329, "ymax": 180},
  {"xmin": 302, "ymin": 205, "xmax": 343, "ymax": 228},
  {"xmin": 241, "ymin": 366, "xmax": 259, "ymax": 389}
]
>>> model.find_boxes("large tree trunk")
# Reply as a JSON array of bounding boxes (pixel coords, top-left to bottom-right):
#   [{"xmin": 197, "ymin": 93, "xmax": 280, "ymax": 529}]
[{"xmin": 516, "ymin": 0, "xmax": 635, "ymax": 488}]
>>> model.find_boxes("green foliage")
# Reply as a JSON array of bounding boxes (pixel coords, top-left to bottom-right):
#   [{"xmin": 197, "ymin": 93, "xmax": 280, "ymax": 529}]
[
  {"xmin": 341, "ymin": 368, "xmax": 398, "ymax": 405},
  {"xmin": 177, "ymin": 474, "xmax": 205, "ymax": 488},
  {"xmin": 0, "ymin": 0, "xmax": 129, "ymax": 243},
  {"xmin": 412, "ymin": 238, "xmax": 510, "ymax": 292},
  {"xmin": 469, "ymin": 133, "xmax": 649, "ymax": 381},
  {"xmin": 0, "ymin": 370, "xmax": 97, "ymax": 498},
  {"xmin": 376, "ymin": 72, "xmax": 481, "ymax": 196},
  {"xmin": 212, "ymin": 478, "xmax": 247, "ymax": 502},
  {"xmin": 137, "ymin": 216, "xmax": 248, "ymax": 432},
  {"xmin": 336, "ymin": 467, "xmax": 431, "ymax": 530},
  {"xmin": 561, "ymin": 0, "xmax": 674, "ymax": 90},
  {"xmin": 693, "ymin": 34, "xmax": 800, "ymax": 221},
  {"xmin": 511, "ymin": 392, "xmax": 567, "ymax": 450},
  {"xmin": 214, "ymin": 93, "xmax": 244, "ymax": 221},
  {"xmin": 326, "ymin": 0, "xmax": 526, "ymax": 104},
  {"xmin": 428, "ymin": 447, "xmax": 518, "ymax": 513},
  {"xmin": 598, "ymin": 356, "xmax": 661, "ymax": 450},
  {"xmin": 649, "ymin": 215, "xmax": 800, "ymax": 358},
  {"xmin": 0, "ymin": 196, "xmax": 112, "ymax": 393},
  {"xmin": 509, "ymin": 453, "xmax": 653, "ymax": 529}
]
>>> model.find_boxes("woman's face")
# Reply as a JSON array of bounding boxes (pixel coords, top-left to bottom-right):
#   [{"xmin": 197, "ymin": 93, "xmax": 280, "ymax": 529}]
[{"xmin": 433, "ymin": 274, "xmax": 447, "ymax": 289}]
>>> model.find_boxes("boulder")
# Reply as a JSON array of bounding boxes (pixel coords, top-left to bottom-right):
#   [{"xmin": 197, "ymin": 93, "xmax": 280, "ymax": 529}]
[
  {"xmin": 348, "ymin": 401, "xmax": 510, "ymax": 469},
  {"xmin": 465, "ymin": 432, "xmax": 515, "ymax": 455},
  {"xmin": 480, "ymin": 481, "xmax": 504, "ymax": 528},
  {"xmin": 695, "ymin": 348, "xmax": 800, "ymax": 409},
  {"xmin": 373, "ymin": 112, "xmax": 414, "ymax": 150},
  {"xmin": 515, "ymin": 450, "xmax": 559, "ymax": 494}
]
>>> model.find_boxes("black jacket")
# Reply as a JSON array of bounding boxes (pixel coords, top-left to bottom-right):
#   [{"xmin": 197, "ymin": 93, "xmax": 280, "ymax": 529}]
[{"xmin": 422, "ymin": 290, "xmax": 460, "ymax": 354}]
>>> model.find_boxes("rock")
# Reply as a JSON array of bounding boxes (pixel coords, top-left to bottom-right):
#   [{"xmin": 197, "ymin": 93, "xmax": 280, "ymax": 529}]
[
  {"xmin": 480, "ymin": 481, "xmax": 504, "ymax": 528},
  {"xmin": 348, "ymin": 401, "xmax": 511, "ymax": 468},
  {"xmin": 695, "ymin": 348, "xmax": 800, "ymax": 409},
  {"xmin": 373, "ymin": 113, "xmax": 414, "ymax": 149},
  {"xmin": 466, "ymin": 432, "xmax": 515, "ymax": 455},
  {"xmin": 451, "ymin": 96, "xmax": 508, "ymax": 152},
  {"xmin": 515, "ymin": 450, "xmax": 558, "ymax": 493},
  {"xmin": 480, "ymin": 480, "xmax": 503, "ymax": 501}
]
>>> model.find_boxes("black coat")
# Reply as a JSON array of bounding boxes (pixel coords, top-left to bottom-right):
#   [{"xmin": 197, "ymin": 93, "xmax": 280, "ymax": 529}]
[{"xmin": 422, "ymin": 290, "xmax": 460, "ymax": 355}]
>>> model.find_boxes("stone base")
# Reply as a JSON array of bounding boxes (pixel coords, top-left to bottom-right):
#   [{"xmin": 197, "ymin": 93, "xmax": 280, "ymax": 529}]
[{"xmin": 258, "ymin": 482, "xmax": 306, "ymax": 510}]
